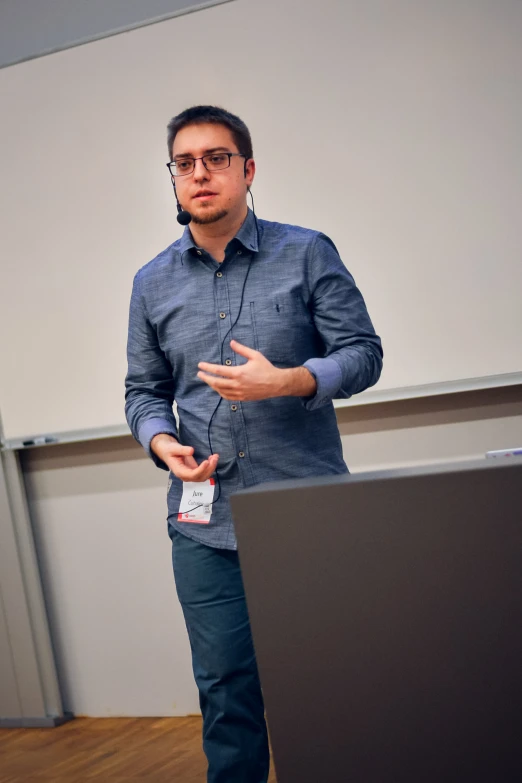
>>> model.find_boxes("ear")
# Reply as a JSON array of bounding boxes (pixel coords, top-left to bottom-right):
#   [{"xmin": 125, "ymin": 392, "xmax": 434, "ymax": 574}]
[{"xmin": 244, "ymin": 157, "xmax": 256, "ymax": 189}]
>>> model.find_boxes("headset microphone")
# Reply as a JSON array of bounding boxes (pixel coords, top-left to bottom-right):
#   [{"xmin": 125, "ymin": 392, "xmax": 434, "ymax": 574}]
[
  {"xmin": 176, "ymin": 204, "xmax": 192, "ymax": 226},
  {"xmin": 171, "ymin": 179, "xmax": 192, "ymax": 225}
]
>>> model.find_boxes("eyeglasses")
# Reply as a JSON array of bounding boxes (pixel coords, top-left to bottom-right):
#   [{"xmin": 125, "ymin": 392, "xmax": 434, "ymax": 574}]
[{"xmin": 166, "ymin": 152, "xmax": 245, "ymax": 177}]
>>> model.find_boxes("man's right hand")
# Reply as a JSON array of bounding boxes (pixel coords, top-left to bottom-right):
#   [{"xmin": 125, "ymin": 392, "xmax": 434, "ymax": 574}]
[{"xmin": 151, "ymin": 434, "xmax": 219, "ymax": 482}]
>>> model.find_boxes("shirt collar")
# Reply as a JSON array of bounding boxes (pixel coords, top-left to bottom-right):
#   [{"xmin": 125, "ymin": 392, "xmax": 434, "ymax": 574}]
[
  {"xmin": 177, "ymin": 207, "xmax": 259, "ymax": 258},
  {"xmin": 234, "ymin": 207, "xmax": 259, "ymax": 253},
  {"xmin": 178, "ymin": 228, "xmax": 196, "ymax": 256}
]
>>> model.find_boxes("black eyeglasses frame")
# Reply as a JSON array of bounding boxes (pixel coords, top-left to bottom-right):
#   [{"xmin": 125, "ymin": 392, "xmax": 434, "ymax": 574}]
[{"xmin": 166, "ymin": 152, "xmax": 246, "ymax": 177}]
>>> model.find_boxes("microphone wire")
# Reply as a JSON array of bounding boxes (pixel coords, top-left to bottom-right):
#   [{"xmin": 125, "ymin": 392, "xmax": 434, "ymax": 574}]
[{"xmin": 178, "ymin": 194, "xmax": 260, "ymax": 515}]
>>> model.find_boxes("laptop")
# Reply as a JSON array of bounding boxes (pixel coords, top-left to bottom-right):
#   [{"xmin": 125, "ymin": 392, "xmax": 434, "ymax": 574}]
[{"xmin": 231, "ymin": 458, "xmax": 522, "ymax": 783}]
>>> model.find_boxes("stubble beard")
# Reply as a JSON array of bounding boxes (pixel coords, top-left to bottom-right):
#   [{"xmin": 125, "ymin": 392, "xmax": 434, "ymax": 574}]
[{"xmin": 191, "ymin": 208, "xmax": 229, "ymax": 225}]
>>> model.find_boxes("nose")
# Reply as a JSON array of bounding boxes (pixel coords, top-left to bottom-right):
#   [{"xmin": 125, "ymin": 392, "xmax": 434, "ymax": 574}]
[{"xmin": 193, "ymin": 157, "xmax": 210, "ymax": 182}]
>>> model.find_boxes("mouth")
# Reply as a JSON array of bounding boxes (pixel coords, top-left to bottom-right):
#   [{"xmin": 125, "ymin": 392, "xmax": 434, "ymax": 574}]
[{"xmin": 193, "ymin": 190, "xmax": 218, "ymax": 201}]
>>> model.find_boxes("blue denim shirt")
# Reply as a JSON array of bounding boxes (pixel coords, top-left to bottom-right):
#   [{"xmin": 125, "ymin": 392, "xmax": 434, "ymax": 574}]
[{"xmin": 125, "ymin": 209, "xmax": 383, "ymax": 549}]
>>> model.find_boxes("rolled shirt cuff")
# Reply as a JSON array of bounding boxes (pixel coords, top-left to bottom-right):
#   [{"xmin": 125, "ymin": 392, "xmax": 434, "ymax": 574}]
[
  {"xmin": 302, "ymin": 357, "xmax": 344, "ymax": 411},
  {"xmin": 138, "ymin": 417, "xmax": 178, "ymax": 470}
]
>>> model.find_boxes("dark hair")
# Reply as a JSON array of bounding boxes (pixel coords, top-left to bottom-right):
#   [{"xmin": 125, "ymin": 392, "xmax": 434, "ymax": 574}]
[{"xmin": 167, "ymin": 105, "xmax": 253, "ymax": 162}]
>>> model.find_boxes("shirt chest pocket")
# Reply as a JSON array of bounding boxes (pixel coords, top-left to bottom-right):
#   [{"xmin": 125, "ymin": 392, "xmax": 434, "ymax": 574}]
[{"xmin": 249, "ymin": 293, "xmax": 313, "ymax": 367}]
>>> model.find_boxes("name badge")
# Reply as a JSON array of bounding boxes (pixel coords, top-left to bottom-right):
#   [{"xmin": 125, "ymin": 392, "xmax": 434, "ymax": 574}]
[{"xmin": 178, "ymin": 479, "xmax": 215, "ymax": 524}]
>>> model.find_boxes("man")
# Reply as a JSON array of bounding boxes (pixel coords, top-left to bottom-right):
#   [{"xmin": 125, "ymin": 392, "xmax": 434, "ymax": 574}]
[{"xmin": 125, "ymin": 105, "xmax": 383, "ymax": 783}]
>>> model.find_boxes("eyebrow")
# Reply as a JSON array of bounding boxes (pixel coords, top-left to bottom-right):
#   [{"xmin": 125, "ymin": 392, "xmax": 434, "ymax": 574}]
[{"xmin": 173, "ymin": 147, "xmax": 233, "ymax": 159}]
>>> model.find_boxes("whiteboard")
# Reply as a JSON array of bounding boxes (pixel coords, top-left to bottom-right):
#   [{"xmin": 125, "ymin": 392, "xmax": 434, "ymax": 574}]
[{"xmin": 1, "ymin": 0, "xmax": 521, "ymax": 441}]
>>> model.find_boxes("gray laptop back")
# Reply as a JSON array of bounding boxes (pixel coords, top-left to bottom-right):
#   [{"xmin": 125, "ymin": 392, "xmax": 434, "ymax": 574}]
[{"xmin": 231, "ymin": 458, "xmax": 522, "ymax": 783}]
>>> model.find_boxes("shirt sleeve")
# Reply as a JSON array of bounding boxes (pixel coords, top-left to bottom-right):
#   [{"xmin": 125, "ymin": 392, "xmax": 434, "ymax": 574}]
[
  {"xmin": 301, "ymin": 233, "xmax": 383, "ymax": 411},
  {"xmin": 124, "ymin": 271, "xmax": 178, "ymax": 470}
]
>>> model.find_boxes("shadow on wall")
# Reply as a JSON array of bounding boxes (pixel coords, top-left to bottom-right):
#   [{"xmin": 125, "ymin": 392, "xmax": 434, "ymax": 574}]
[{"xmin": 336, "ymin": 384, "xmax": 522, "ymax": 436}]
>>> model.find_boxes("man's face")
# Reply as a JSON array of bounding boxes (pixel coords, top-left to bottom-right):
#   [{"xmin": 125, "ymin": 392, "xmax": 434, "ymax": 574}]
[{"xmin": 171, "ymin": 123, "xmax": 255, "ymax": 226}]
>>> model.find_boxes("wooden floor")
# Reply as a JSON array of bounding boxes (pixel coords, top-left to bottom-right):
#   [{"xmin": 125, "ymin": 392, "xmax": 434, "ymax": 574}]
[{"xmin": 0, "ymin": 717, "xmax": 278, "ymax": 782}]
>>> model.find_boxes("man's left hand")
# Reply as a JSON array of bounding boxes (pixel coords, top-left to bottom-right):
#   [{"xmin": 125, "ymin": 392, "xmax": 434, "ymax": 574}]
[{"xmin": 197, "ymin": 340, "xmax": 284, "ymax": 401}]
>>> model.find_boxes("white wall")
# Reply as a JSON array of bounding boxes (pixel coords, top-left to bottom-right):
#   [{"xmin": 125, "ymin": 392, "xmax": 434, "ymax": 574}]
[
  {"xmin": 22, "ymin": 387, "xmax": 522, "ymax": 717},
  {"xmin": 2, "ymin": 0, "xmax": 522, "ymax": 440},
  {"xmin": 5, "ymin": 0, "xmax": 522, "ymax": 720},
  {"xmin": 337, "ymin": 386, "xmax": 522, "ymax": 472},
  {"xmin": 23, "ymin": 439, "xmax": 200, "ymax": 717}
]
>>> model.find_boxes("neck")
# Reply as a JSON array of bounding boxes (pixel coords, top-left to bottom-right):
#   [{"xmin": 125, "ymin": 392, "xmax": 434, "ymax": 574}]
[{"xmin": 189, "ymin": 205, "xmax": 249, "ymax": 263}]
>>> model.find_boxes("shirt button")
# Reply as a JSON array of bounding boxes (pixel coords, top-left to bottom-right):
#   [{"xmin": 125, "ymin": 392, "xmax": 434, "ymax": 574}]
[
  {"xmin": 238, "ymin": 451, "xmax": 245, "ymax": 458},
  {"xmin": 225, "ymin": 359, "xmax": 232, "ymax": 366},
  {"xmin": 196, "ymin": 250, "xmax": 202, "ymax": 255},
  {"xmin": 231, "ymin": 405, "xmax": 238, "ymax": 411},
  {"xmin": 237, "ymin": 250, "xmax": 242, "ymax": 255},
  {"xmin": 216, "ymin": 271, "xmax": 223, "ymax": 277},
  {"xmin": 219, "ymin": 312, "xmax": 226, "ymax": 319}
]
